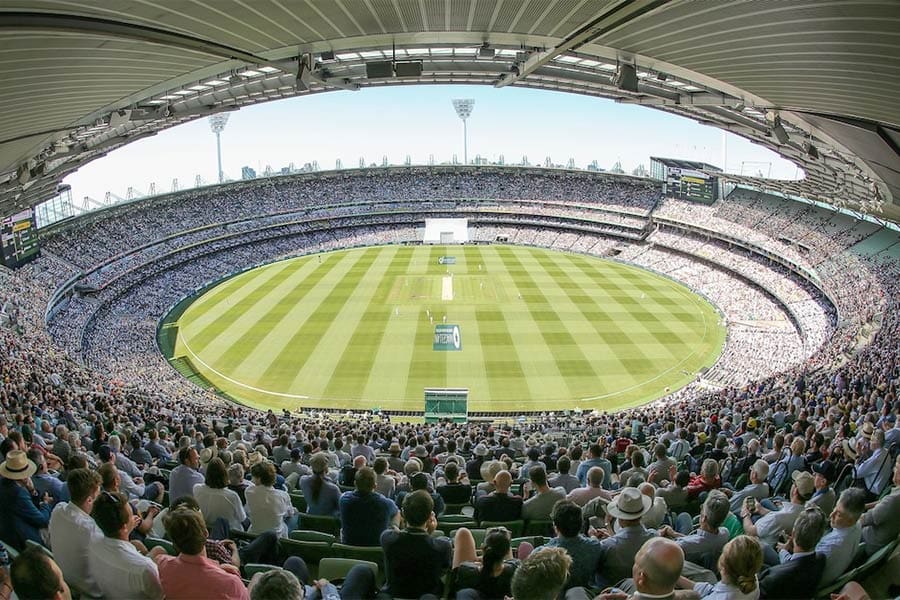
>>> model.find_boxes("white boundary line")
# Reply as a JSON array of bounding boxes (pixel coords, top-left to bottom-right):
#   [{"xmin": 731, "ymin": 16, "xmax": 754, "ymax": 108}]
[{"xmin": 180, "ymin": 336, "xmax": 309, "ymax": 400}]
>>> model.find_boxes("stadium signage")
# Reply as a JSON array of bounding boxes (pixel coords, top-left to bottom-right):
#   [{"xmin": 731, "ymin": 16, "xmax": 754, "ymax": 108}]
[
  {"xmin": 433, "ymin": 324, "xmax": 462, "ymax": 351},
  {"xmin": 438, "ymin": 256, "xmax": 456, "ymax": 265}
]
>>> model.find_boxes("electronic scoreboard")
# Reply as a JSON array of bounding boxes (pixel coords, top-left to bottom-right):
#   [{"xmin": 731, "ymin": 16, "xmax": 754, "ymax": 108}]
[
  {"xmin": 1, "ymin": 208, "xmax": 40, "ymax": 268},
  {"xmin": 666, "ymin": 167, "xmax": 718, "ymax": 203}
]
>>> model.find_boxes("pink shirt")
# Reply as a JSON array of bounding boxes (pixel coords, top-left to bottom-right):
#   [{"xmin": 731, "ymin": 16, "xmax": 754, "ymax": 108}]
[{"xmin": 156, "ymin": 553, "xmax": 249, "ymax": 600}]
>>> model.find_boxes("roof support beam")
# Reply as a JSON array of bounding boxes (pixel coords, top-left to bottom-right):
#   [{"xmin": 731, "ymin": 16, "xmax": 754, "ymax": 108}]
[
  {"xmin": 494, "ymin": 0, "xmax": 669, "ymax": 88},
  {"xmin": 0, "ymin": 12, "xmax": 282, "ymax": 70}
]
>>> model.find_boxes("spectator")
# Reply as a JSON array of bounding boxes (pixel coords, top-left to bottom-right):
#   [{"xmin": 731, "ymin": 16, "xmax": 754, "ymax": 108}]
[
  {"xmin": 48, "ymin": 468, "xmax": 103, "ymax": 597},
  {"xmin": 597, "ymin": 487, "xmax": 657, "ymax": 587},
  {"xmin": 169, "ymin": 447, "xmax": 204, "ymax": 503},
  {"xmin": 687, "ymin": 458, "xmax": 722, "ymax": 499},
  {"xmin": 474, "ymin": 470, "xmax": 522, "ymax": 522},
  {"xmin": 245, "ymin": 461, "xmax": 294, "ymax": 538},
  {"xmin": 510, "ymin": 546, "xmax": 572, "ymax": 600},
  {"xmin": 810, "ymin": 488, "xmax": 865, "ymax": 587},
  {"xmin": 436, "ymin": 460, "xmax": 472, "ymax": 505},
  {"xmin": 742, "ymin": 471, "xmax": 814, "ymax": 546},
  {"xmin": 648, "ymin": 443, "xmax": 677, "ymax": 486},
  {"xmin": 193, "ymin": 457, "xmax": 246, "ymax": 532},
  {"xmin": 299, "ymin": 453, "xmax": 340, "ymax": 517},
  {"xmin": 660, "ymin": 490, "xmax": 730, "ymax": 565},
  {"xmin": 576, "ymin": 444, "xmax": 612, "ymax": 489},
  {"xmin": 808, "ymin": 460, "xmax": 837, "ymax": 516},
  {"xmin": 9, "ymin": 546, "xmax": 71, "ymax": 600},
  {"xmin": 638, "ymin": 483, "xmax": 668, "ymax": 530},
  {"xmin": 533, "ymin": 499, "xmax": 603, "ymax": 590},
  {"xmin": 339, "ymin": 466, "xmax": 399, "ymax": 546},
  {"xmin": 656, "ymin": 470, "xmax": 691, "ymax": 512},
  {"xmin": 522, "ymin": 465, "xmax": 566, "ymax": 522},
  {"xmin": 27, "ymin": 449, "xmax": 67, "ymax": 505},
  {"xmin": 0, "ymin": 450, "xmax": 52, "ymax": 550},
  {"xmin": 549, "ymin": 456, "xmax": 580, "ymax": 493},
  {"xmin": 567, "ymin": 466, "xmax": 611, "ymax": 507},
  {"xmin": 381, "ymin": 490, "xmax": 451, "ymax": 599},
  {"xmin": 859, "ymin": 454, "xmax": 900, "ymax": 556},
  {"xmin": 155, "ymin": 507, "xmax": 247, "ymax": 599},
  {"xmin": 678, "ymin": 535, "xmax": 763, "ymax": 599},
  {"xmin": 631, "ymin": 538, "xmax": 684, "ymax": 598},
  {"xmin": 854, "ymin": 430, "xmax": 892, "ymax": 501},
  {"xmin": 725, "ymin": 459, "xmax": 770, "ymax": 515},
  {"xmin": 87, "ymin": 490, "xmax": 165, "ymax": 599},
  {"xmin": 758, "ymin": 506, "xmax": 827, "ymax": 600},
  {"xmin": 452, "ymin": 525, "xmax": 519, "ymax": 599}
]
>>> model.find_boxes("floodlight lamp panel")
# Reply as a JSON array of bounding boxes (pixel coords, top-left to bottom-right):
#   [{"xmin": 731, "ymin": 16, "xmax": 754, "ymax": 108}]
[
  {"xmin": 209, "ymin": 113, "xmax": 230, "ymax": 133},
  {"xmin": 452, "ymin": 98, "xmax": 475, "ymax": 120}
]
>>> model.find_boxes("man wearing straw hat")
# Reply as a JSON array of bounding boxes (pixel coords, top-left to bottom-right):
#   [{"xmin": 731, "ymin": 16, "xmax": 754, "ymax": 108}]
[
  {"xmin": 595, "ymin": 486, "xmax": 657, "ymax": 587},
  {"xmin": 0, "ymin": 449, "xmax": 52, "ymax": 550}
]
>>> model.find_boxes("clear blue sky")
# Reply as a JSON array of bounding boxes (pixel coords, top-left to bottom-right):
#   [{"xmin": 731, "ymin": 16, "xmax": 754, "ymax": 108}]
[{"xmin": 63, "ymin": 85, "xmax": 798, "ymax": 201}]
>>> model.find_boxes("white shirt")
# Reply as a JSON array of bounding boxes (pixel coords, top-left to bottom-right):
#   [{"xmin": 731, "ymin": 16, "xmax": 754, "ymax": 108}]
[
  {"xmin": 194, "ymin": 484, "xmax": 246, "ymax": 531},
  {"xmin": 49, "ymin": 502, "xmax": 104, "ymax": 597},
  {"xmin": 245, "ymin": 484, "xmax": 294, "ymax": 538},
  {"xmin": 88, "ymin": 537, "xmax": 164, "ymax": 600},
  {"xmin": 756, "ymin": 502, "xmax": 803, "ymax": 546}
]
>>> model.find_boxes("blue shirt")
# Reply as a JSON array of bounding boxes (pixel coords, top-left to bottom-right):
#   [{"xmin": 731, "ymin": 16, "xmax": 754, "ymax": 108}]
[
  {"xmin": 537, "ymin": 535, "xmax": 605, "ymax": 589},
  {"xmin": 339, "ymin": 490, "xmax": 398, "ymax": 546},
  {"xmin": 299, "ymin": 475, "xmax": 341, "ymax": 516},
  {"xmin": 576, "ymin": 457, "xmax": 613, "ymax": 489},
  {"xmin": 168, "ymin": 464, "xmax": 205, "ymax": 502},
  {"xmin": 0, "ymin": 478, "xmax": 52, "ymax": 550}
]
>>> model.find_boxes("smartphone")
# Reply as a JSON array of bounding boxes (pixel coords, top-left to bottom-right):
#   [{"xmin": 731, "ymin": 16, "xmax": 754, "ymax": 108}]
[{"xmin": 746, "ymin": 497, "xmax": 756, "ymax": 512}]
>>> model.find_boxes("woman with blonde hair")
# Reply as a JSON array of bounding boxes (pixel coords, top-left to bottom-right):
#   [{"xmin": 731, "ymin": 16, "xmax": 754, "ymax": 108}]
[{"xmin": 677, "ymin": 535, "xmax": 763, "ymax": 599}]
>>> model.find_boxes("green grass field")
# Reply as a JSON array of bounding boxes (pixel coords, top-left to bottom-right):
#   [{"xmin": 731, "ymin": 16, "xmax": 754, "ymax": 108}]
[{"xmin": 170, "ymin": 245, "xmax": 725, "ymax": 413}]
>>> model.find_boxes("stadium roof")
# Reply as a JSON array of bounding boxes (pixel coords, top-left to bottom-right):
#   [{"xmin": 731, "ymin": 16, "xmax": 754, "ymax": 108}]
[
  {"xmin": 1, "ymin": 0, "xmax": 899, "ymax": 222},
  {"xmin": 650, "ymin": 157, "xmax": 722, "ymax": 172}
]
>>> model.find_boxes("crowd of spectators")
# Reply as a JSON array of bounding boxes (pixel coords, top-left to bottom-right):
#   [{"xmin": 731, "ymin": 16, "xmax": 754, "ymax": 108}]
[{"xmin": 0, "ymin": 169, "xmax": 898, "ymax": 598}]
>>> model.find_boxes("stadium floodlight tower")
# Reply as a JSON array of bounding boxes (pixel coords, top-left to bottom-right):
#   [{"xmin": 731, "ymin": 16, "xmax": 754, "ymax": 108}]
[
  {"xmin": 451, "ymin": 99, "xmax": 475, "ymax": 165},
  {"xmin": 208, "ymin": 113, "xmax": 230, "ymax": 183}
]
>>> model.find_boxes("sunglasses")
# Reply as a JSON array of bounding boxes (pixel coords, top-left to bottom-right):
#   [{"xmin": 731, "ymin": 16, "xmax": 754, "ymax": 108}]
[{"xmin": 101, "ymin": 490, "xmax": 121, "ymax": 505}]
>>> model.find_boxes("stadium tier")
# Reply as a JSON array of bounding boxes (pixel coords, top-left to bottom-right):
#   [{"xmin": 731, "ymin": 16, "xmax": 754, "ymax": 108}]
[{"xmin": 1, "ymin": 166, "xmax": 899, "ymax": 600}]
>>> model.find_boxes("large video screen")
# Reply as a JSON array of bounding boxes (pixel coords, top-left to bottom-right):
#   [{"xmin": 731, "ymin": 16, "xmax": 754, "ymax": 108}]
[{"xmin": 1, "ymin": 208, "xmax": 40, "ymax": 268}]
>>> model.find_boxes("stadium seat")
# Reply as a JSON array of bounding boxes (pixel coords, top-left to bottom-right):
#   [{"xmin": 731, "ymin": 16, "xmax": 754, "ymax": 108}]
[
  {"xmin": 450, "ymin": 528, "xmax": 486, "ymax": 548},
  {"xmin": 510, "ymin": 536, "xmax": 543, "ymax": 550},
  {"xmin": 144, "ymin": 536, "xmax": 176, "ymax": 555},
  {"xmin": 289, "ymin": 492, "xmax": 307, "ymax": 513},
  {"xmin": 230, "ymin": 530, "xmax": 261, "ymax": 544},
  {"xmin": 289, "ymin": 530, "xmax": 336, "ymax": 544},
  {"xmin": 318, "ymin": 557, "xmax": 379, "ymax": 583},
  {"xmin": 279, "ymin": 538, "xmax": 333, "ymax": 565},
  {"xmin": 478, "ymin": 520, "xmax": 524, "ymax": 537},
  {"xmin": 523, "ymin": 519, "xmax": 554, "ymax": 537},
  {"xmin": 442, "ymin": 502, "xmax": 471, "ymax": 515},
  {"xmin": 243, "ymin": 563, "xmax": 281, "ymax": 578},
  {"xmin": 331, "ymin": 543, "xmax": 385, "ymax": 569},
  {"xmin": 299, "ymin": 513, "xmax": 341, "ymax": 537}
]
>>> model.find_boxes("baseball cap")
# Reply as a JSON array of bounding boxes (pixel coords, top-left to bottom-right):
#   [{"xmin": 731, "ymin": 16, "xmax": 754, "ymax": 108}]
[
  {"xmin": 812, "ymin": 460, "xmax": 836, "ymax": 482},
  {"xmin": 791, "ymin": 470, "xmax": 815, "ymax": 497}
]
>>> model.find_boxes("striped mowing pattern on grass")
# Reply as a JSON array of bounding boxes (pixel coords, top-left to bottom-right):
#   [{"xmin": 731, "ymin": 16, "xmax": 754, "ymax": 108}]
[{"xmin": 172, "ymin": 245, "xmax": 725, "ymax": 413}]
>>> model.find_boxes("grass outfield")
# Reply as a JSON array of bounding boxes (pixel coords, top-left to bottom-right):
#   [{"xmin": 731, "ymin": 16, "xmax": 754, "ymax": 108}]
[{"xmin": 170, "ymin": 245, "xmax": 725, "ymax": 413}]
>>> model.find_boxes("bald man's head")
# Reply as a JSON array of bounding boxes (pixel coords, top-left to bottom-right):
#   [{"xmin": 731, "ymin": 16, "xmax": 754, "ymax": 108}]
[
  {"xmin": 493, "ymin": 470, "xmax": 512, "ymax": 493},
  {"xmin": 633, "ymin": 538, "xmax": 683, "ymax": 595},
  {"xmin": 353, "ymin": 455, "xmax": 367, "ymax": 469},
  {"xmin": 587, "ymin": 466, "xmax": 604, "ymax": 488},
  {"xmin": 638, "ymin": 482, "xmax": 656, "ymax": 499}
]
